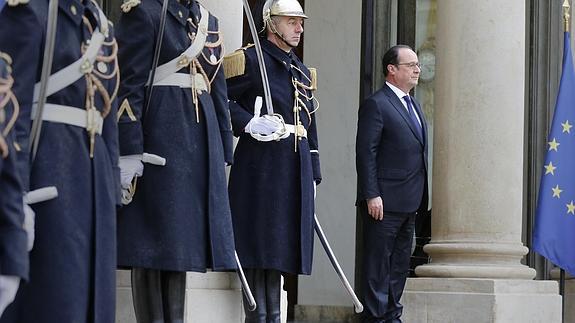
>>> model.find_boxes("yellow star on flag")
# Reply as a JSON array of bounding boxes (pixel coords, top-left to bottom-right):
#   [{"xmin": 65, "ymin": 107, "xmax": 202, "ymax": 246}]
[
  {"xmin": 545, "ymin": 162, "xmax": 557, "ymax": 175},
  {"xmin": 567, "ymin": 201, "xmax": 575, "ymax": 215},
  {"xmin": 562, "ymin": 120, "xmax": 573, "ymax": 133},
  {"xmin": 552, "ymin": 185, "xmax": 563, "ymax": 198},
  {"xmin": 548, "ymin": 138, "xmax": 560, "ymax": 151}
]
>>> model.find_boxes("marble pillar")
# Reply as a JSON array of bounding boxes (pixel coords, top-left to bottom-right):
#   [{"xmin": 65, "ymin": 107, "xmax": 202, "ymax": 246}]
[
  {"xmin": 416, "ymin": 0, "xmax": 533, "ymax": 280},
  {"xmin": 403, "ymin": 1, "xmax": 562, "ymax": 322}
]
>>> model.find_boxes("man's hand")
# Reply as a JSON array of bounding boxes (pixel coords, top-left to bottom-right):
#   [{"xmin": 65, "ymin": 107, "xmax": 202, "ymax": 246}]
[
  {"xmin": 0, "ymin": 275, "xmax": 20, "ymax": 316},
  {"xmin": 367, "ymin": 196, "xmax": 383, "ymax": 221},
  {"xmin": 245, "ymin": 115, "xmax": 284, "ymax": 136},
  {"xmin": 119, "ymin": 155, "xmax": 144, "ymax": 189}
]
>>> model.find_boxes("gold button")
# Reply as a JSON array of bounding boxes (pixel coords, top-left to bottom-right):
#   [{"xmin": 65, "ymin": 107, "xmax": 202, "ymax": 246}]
[
  {"xmin": 177, "ymin": 55, "xmax": 189, "ymax": 68},
  {"xmin": 70, "ymin": 4, "xmax": 77, "ymax": 15},
  {"xmin": 178, "ymin": 10, "xmax": 183, "ymax": 18},
  {"xmin": 80, "ymin": 58, "xmax": 93, "ymax": 74}
]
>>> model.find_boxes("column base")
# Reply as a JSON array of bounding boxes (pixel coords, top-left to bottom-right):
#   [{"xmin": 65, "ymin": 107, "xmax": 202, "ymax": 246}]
[
  {"xmin": 417, "ymin": 242, "xmax": 536, "ymax": 279},
  {"xmin": 415, "ymin": 263, "xmax": 536, "ymax": 279},
  {"xmin": 401, "ymin": 278, "xmax": 561, "ymax": 323}
]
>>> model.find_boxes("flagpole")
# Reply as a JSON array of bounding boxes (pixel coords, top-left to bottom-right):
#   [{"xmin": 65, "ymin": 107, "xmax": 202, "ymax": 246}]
[
  {"xmin": 560, "ymin": 268, "xmax": 565, "ymax": 323},
  {"xmin": 560, "ymin": 2, "xmax": 569, "ymax": 323}
]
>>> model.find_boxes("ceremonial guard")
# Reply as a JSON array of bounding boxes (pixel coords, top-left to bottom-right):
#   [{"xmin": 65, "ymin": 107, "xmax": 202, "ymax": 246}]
[
  {"xmin": 0, "ymin": 53, "xmax": 29, "ymax": 318},
  {"xmin": 224, "ymin": 0, "xmax": 321, "ymax": 321},
  {"xmin": 115, "ymin": 0, "xmax": 236, "ymax": 320},
  {"xmin": 0, "ymin": 0, "xmax": 120, "ymax": 321}
]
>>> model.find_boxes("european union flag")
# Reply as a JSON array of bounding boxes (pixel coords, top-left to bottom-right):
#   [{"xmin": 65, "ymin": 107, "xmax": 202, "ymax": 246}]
[{"xmin": 533, "ymin": 31, "xmax": 575, "ymax": 276}]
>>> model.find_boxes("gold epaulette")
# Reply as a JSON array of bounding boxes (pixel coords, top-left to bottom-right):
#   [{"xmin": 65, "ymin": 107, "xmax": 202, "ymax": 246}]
[
  {"xmin": 308, "ymin": 68, "xmax": 317, "ymax": 90},
  {"xmin": 224, "ymin": 44, "xmax": 254, "ymax": 79},
  {"xmin": 7, "ymin": 0, "xmax": 29, "ymax": 7},
  {"xmin": 121, "ymin": 0, "xmax": 141, "ymax": 13}
]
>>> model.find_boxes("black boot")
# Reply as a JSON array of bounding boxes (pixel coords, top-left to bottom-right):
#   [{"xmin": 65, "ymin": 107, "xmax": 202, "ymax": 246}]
[
  {"xmin": 265, "ymin": 270, "xmax": 281, "ymax": 323},
  {"xmin": 244, "ymin": 269, "xmax": 267, "ymax": 323},
  {"xmin": 161, "ymin": 271, "xmax": 186, "ymax": 323},
  {"xmin": 132, "ymin": 268, "xmax": 164, "ymax": 323}
]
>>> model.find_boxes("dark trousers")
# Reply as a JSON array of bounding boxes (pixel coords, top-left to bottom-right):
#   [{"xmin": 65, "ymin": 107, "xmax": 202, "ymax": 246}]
[
  {"xmin": 131, "ymin": 268, "xmax": 186, "ymax": 323},
  {"xmin": 361, "ymin": 210, "xmax": 415, "ymax": 323},
  {"xmin": 242, "ymin": 268, "xmax": 281, "ymax": 323}
]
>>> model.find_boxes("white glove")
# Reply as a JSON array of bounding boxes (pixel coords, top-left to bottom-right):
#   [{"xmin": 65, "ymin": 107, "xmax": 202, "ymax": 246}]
[
  {"xmin": 22, "ymin": 198, "xmax": 35, "ymax": 251},
  {"xmin": 0, "ymin": 275, "xmax": 20, "ymax": 316},
  {"xmin": 119, "ymin": 155, "xmax": 144, "ymax": 189},
  {"xmin": 245, "ymin": 96, "xmax": 289, "ymax": 141},
  {"xmin": 245, "ymin": 115, "xmax": 285, "ymax": 136}
]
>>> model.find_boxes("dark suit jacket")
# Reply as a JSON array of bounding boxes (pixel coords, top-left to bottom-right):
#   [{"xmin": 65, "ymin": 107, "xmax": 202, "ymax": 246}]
[{"xmin": 356, "ymin": 83, "xmax": 429, "ymax": 213}]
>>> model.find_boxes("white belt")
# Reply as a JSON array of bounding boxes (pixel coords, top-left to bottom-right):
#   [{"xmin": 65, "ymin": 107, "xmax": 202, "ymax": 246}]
[
  {"xmin": 152, "ymin": 73, "xmax": 208, "ymax": 92},
  {"xmin": 150, "ymin": 5, "xmax": 209, "ymax": 85},
  {"xmin": 31, "ymin": 104, "xmax": 103, "ymax": 135},
  {"xmin": 285, "ymin": 124, "xmax": 307, "ymax": 138},
  {"xmin": 33, "ymin": 32, "xmax": 106, "ymax": 102}
]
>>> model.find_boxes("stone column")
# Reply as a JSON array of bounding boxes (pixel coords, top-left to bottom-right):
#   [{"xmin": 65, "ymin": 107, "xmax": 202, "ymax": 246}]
[
  {"xmin": 402, "ymin": 1, "xmax": 561, "ymax": 322},
  {"xmin": 415, "ymin": 0, "xmax": 533, "ymax": 280}
]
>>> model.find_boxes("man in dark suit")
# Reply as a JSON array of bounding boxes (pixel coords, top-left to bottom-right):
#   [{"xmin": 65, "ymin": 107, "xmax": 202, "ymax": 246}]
[{"xmin": 356, "ymin": 45, "xmax": 429, "ymax": 323}]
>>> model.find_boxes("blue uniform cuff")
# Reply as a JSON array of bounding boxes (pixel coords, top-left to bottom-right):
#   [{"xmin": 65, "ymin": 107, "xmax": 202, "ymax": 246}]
[{"xmin": 119, "ymin": 122, "xmax": 144, "ymax": 155}]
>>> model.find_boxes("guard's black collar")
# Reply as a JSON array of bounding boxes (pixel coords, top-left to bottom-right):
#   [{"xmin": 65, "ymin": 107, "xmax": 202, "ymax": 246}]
[{"xmin": 261, "ymin": 38, "xmax": 295, "ymax": 72}]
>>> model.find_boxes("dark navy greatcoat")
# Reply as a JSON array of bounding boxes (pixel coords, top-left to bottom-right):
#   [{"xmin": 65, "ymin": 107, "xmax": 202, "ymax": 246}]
[
  {"xmin": 0, "ymin": 55, "xmax": 29, "ymax": 282},
  {"xmin": 0, "ymin": 0, "xmax": 120, "ymax": 322},
  {"xmin": 116, "ymin": 0, "xmax": 236, "ymax": 272},
  {"xmin": 226, "ymin": 39, "xmax": 321, "ymax": 275}
]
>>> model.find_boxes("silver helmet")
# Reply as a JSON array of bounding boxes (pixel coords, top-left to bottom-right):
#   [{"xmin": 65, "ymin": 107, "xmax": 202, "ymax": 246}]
[{"xmin": 262, "ymin": 0, "xmax": 307, "ymax": 33}]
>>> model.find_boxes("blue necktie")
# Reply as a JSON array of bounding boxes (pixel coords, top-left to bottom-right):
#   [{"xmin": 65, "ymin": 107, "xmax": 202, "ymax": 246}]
[{"xmin": 403, "ymin": 95, "xmax": 423, "ymax": 139}]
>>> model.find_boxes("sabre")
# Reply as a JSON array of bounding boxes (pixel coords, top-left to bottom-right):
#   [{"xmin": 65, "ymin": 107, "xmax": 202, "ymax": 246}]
[
  {"xmin": 314, "ymin": 214, "xmax": 363, "ymax": 313},
  {"xmin": 242, "ymin": 0, "xmax": 274, "ymax": 116},
  {"xmin": 29, "ymin": 0, "xmax": 59, "ymax": 160},
  {"xmin": 143, "ymin": 0, "xmax": 169, "ymax": 114},
  {"xmin": 235, "ymin": 251, "xmax": 257, "ymax": 311}
]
